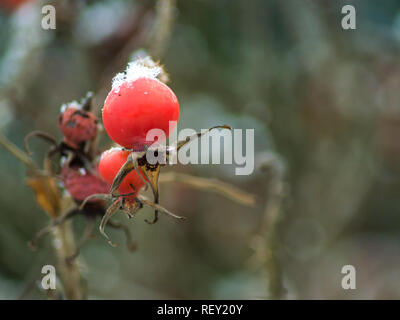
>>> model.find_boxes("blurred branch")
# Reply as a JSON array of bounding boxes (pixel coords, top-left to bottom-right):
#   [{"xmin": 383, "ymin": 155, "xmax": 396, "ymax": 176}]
[
  {"xmin": 249, "ymin": 153, "xmax": 286, "ymax": 299},
  {"xmin": 159, "ymin": 171, "xmax": 256, "ymax": 207},
  {"xmin": 0, "ymin": 132, "xmax": 35, "ymax": 170},
  {"xmin": 148, "ymin": 0, "xmax": 176, "ymax": 59},
  {"xmin": 0, "ymin": 132, "xmax": 84, "ymax": 299},
  {"xmin": 263, "ymin": 173, "xmax": 285, "ymax": 299},
  {"xmin": 0, "ymin": 0, "xmax": 50, "ymax": 113},
  {"xmin": 53, "ymin": 218, "xmax": 84, "ymax": 299}
]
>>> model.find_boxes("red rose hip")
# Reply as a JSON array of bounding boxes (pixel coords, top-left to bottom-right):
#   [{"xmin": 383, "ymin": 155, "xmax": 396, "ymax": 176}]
[
  {"xmin": 102, "ymin": 76, "xmax": 179, "ymax": 150},
  {"xmin": 98, "ymin": 148, "xmax": 146, "ymax": 195},
  {"xmin": 61, "ymin": 164, "xmax": 110, "ymax": 203},
  {"xmin": 58, "ymin": 103, "xmax": 99, "ymax": 149}
]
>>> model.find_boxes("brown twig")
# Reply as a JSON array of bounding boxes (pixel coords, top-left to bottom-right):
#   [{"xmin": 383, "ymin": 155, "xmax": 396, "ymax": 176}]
[
  {"xmin": 53, "ymin": 218, "xmax": 84, "ymax": 299},
  {"xmin": 262, "ymin": 174, "xmax": 285, "ymax": 299},
  {"xmin": 0, "ymin": 132, "xmax": 36, "ymax": 170},
  {"xmin": 159, "ymin": 171, "xmax": 256, "ymax": 207}
]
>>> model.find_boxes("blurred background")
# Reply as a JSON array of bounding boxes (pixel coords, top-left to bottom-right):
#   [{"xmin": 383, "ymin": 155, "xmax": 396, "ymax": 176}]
[{"xmin": 1, "ymin": 0, "xmax": 400, "ymax": 299}]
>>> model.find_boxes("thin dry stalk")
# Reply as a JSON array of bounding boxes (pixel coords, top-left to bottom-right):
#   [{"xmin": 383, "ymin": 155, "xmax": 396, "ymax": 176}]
[
  {"xmin": 159, "ymin": 171, "xmax": 256, "ymax": 207},
  {"xmin": 53, "ymin": 219, "xmax": 84, "ymax": 299}
]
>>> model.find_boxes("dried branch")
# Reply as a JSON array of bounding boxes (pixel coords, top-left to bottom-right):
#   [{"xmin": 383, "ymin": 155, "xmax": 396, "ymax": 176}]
[
  {"xmin": 0, "ymin": 132, "xmax": 36, "ymax": 169},
  {"xmin": 159, "ymin": 172, "xmax": 256, "ymax": 207}
]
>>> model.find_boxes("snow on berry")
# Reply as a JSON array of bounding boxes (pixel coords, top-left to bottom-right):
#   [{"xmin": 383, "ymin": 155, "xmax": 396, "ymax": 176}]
[
  {"xmin": 102, "ymin": 57, "xmax": 180, "ymax": 150},
  {"xmin": 58, "ymin": 102, "xmax": 99, "ymax": 149},
  {"xmin": 110, "ymin": 57, "xmax": 163, "ymax": 94}
]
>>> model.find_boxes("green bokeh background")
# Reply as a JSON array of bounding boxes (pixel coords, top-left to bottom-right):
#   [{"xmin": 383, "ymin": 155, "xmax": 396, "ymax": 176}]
[{"xmin": 1, "ymin": 0, "xmax": 400, "ymax": 299}]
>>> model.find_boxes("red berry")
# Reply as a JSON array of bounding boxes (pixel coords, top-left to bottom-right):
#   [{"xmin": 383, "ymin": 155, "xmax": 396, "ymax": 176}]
[
  {"xmin": 102, "ymin": 77, "xmax": 179, "ymax": 150},
  {"xmin": 58, "ymin": 104, "xmax": 99, "ymax": 149},
  {"xmin": 98, "ymin": 148, "xmax": 146, "ymax": 195},
  {"xmin": 61, "ymin": 164, "xmax": 110, "ymax": 203}
]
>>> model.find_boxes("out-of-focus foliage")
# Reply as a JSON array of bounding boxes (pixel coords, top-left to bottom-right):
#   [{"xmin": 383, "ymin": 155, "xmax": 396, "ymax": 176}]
[{"xmin": 0, "ymin": 0, "xmax": 400, "ymax": 299}]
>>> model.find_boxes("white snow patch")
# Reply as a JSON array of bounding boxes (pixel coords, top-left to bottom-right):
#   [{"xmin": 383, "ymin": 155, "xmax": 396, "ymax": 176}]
[
  {"xmin": 111, "ymin": 57, "xmax": 162, "ymax": 94},
  {"xmin": 60, "ymin": 100, "xmax": 80, "ymax": 113},
  {"xmin": 101, "ymin": 147, "xmax": 124, "ymax": 157}
]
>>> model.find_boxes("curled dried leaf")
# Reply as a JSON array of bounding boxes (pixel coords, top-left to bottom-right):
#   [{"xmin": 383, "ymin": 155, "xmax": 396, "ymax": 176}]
[{"xmin": 27, "ymin": 175, "xmax": 62, "ymax": 218}]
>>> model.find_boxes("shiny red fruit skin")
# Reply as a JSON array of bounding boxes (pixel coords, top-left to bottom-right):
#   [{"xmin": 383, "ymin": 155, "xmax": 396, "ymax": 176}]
[
  {"xmin": 102, "ymin": 77, "xmax": 179, "ymax": 150},
  {"xmin": 98, "ymin": 148, "xmax": 146, "ymax": 195},
  {"xmin": 58, "ymin": 106, "xmax": 98, "ymax": 149}
]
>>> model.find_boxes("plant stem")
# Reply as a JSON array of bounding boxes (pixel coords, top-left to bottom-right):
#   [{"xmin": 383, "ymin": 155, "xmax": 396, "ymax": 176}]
[
  {"xmin": 0, "ymin": 132, "xmax": 35, "ymax": 169},
  {"xmin": 0, "ymin": 132, "xmax": 84, "ymax": 299},
  {"xmin": 53, "ymin": 218, "xmax": 84, "ymax": 300},
  {"xmin": 159, "ymin": 172, "xmax": 256, "ymax": 207},
  {"xmin": 263, "ymin": 174, "xmax": 285, "ymax": 299},
  {"xmin": 254, "ymin": 155, "xmax": 286, "ymax": 299}
]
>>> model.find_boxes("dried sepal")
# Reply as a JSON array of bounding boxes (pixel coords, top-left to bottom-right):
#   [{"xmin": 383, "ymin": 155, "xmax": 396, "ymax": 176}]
[
  {"xmin": 137, "ymin": 194, "xmax": 186, "ymax": 221},
  {"xmin": 138, "ymin": 161, "xmax": 162, "ymax": 224},
  {"xmin": 80, "ymin": 184, "xmax": 184, "ymax": 246},
  {"xmin": 79, "ymin": 193, "xmax": 112, "ymax": 210},
  {"xmin": 109, "ymin": 151, "xmax": 146, "ymax": 196},
  {"xmin": 107, "ymin": 125, "xmax": 232, "ymax": 224},
  {"xmin": 120, "ymin": 196, "xmax": 143, "ymax": 218},
  {"xmin": 80, "ymin": 91, "xmax": 94, "ymax": 112},
  {"xmin": 108, "ymin": 219, "xmax": 137, "ymax": 252},
  {"xmin": 24, "ymin": 131, "xmax": 58, "ymax": 156},
  {"xmin": 99, "ymin": 199, "xmax": 121, "ymax": 247}
]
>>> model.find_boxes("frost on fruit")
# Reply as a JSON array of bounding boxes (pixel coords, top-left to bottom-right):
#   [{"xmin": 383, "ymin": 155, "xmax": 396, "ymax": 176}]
[
  {"xmin": 110, "ymin": 57, "xmax": 163, "ymax": 94},
  {"xmin": 60, "ymin": 100, "xmax": 80, "ymax": 113}
]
